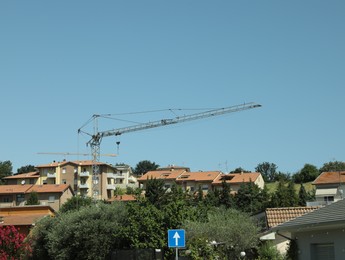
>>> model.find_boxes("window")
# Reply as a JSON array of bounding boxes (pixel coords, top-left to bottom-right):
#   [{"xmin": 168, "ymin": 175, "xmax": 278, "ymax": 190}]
[
  {"xmin": 62, "ymin": 168, "xmax": 66, "ymax": 174},
  {"xmin": 29, "ymin": 179, "xmax": 35, "ymax": 184},
  {"xmin": 3, "ymin": 197, "xmax": 10, "ymax": 203},
  {"xmin": 311, "ymin": 243, "xmax": 335, "ymax": 260},
  {"xmin": 324, "ymin": 196, "xmax": 334, "ymax": 203},
  {"xmin": 48, "ymin": 196, "xmax": 55, "ymax": 202},
  {"xmin": 202, "ymin": 185, "xmax": 209, "ymax": 191},
  {"xmin": 62, "ymin": 179, "xmax": 67, "ymax": 184},
  {"xmin": 16, "ymin": 194, "xmax": 25, "ymax": 202}
]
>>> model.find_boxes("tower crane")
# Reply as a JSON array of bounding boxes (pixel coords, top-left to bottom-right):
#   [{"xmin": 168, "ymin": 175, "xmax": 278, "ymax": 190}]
[{"xmin": 78, "ymin": 102, "xmax": 261, "ymax": 199}]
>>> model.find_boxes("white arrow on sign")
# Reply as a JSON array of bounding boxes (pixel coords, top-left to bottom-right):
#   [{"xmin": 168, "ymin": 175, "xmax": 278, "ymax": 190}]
[{"xmin": 173, "ymin": 232, "xmax": 180, "ymax": 246}]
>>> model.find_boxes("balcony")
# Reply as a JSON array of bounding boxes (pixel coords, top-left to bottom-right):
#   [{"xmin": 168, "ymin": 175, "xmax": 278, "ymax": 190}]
[
  {"xmin": 106, "ymin": 184, "xmax": 116, "ymax": 190},
  {"xmin": 47, "ymin": 173, "xmax": 56, "ymax": 178},
  {"xmin": 78, "ymin": 183, "xmax": 89, "ymax": 189},
  {"xmin": 107, "ymin": 173, "xmax": 125, "ymax": 179},
  {"xmin": 79, "ymin": 171, "xmax": 90, "ymax": 177}
]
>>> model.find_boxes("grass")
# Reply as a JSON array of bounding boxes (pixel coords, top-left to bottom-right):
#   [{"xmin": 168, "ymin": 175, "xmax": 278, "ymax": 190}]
[{"xmin": 265, "ymin": 181, "xmax": 315, "ymax": 194}]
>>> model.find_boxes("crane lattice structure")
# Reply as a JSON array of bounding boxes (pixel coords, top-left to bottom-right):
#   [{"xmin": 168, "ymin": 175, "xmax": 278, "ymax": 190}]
[{"xmin": 78, "ymin": 102, "xmax": 261, "ymax": 199}]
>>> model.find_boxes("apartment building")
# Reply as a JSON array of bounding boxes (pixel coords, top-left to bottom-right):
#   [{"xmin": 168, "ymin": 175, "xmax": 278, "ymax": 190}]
[{"xmin": 35, "ymin": 160, "xmax": 137, "ymax": 200}]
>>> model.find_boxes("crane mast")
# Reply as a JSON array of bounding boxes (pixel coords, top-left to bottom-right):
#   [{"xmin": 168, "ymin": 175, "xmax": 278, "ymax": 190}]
[{"xmin": 83, "ymin": 102, "xmax": 261, "ymax": 199}]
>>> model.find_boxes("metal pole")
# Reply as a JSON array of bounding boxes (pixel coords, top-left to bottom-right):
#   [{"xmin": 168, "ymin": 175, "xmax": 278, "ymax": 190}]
[{"xmin": 175, "ymin": 248, "xmax": 178, "ymax": 260}]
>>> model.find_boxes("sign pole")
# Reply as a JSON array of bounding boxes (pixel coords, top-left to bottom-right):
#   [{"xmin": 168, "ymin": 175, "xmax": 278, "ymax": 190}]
[{"xmin": 175, "ymin": 247, "xmax": 178, "ymax": 260}]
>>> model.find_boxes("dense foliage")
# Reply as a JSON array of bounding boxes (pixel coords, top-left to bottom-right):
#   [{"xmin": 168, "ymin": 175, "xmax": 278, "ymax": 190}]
[
  {"xmin": 132, "ymin": 160, "xmax": 159, "ymax": 176},
  {"xmin": 0, "ymin": 225, "xmax": 31, "ymax": 259},
  {"xmin": 0, "ymin": 160, "xmax": 13, "ymax": 184}
]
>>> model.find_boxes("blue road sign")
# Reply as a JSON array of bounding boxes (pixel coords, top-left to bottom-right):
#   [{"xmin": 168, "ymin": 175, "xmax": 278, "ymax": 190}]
[{"xmin": 168, "ymin": 229, "xmax": 185, "ymax": 248}]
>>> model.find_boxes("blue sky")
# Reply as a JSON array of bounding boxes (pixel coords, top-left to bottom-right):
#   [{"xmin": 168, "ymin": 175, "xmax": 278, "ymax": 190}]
[{"xmin": 1, "ymin": 1, "xmax": 344, "ymax": 174}]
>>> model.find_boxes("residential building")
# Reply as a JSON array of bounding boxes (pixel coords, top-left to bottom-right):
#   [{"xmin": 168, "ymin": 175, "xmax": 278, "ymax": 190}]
[
  {"xmin": 0, "ymin": 205, "xmax": 55, "ymax": 235},
  {"xmin": 138, "ymin": 168, "xmax": 264, "ymax": 193},
  {"xmin": 212, "ymin": 172, "xmax": 265, "ymax": 192},
  {"xmin": 272, "ymin": 199, "xmax": 345, "ymax": 260},
  {"xmin": 3, "ymin": 171, "xmax": 40, "ymax": 185},
  {"xmin": 311, "ymin": 171, "xmax": 345, "ymax": 205},
  {"xmin": 0, "ymin": 184, "xmax": 74, "ymax": 211},
  {"xmin": 176, "ymin": 171, "xmax": 222, "ymax": 193},
  {"xmin": 35, "ymin": 160, "xmax": 137, "ymax": 200},
  {"xmin": 259, "ymin": 206, "xmax": 321, "ymax": 254}
]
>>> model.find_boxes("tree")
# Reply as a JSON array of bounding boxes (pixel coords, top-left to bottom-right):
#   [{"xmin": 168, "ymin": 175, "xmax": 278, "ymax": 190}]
[
  {"xmin": 0, "ymin": 160, "xmax": 13, "ymax": 184},
  {"xmin": 59, "ymin": 195, "xmax": 93, "ymax": 213},
  {"xmin": 298, "ymin": 183, "xmax": 308, "ymax": 206},
  {"xmin": 16, "ymin": 165, "xmax": 36, "ymax": 175},
  {"xmin": 36, "ymin": 203, "xmax": 127, "ymax": 260},
  {"xmin": 132, "ymin": 160, "xmax": 159, "ymax": 176},
  {"xmin": 230, "ymin": 167, "xmax": 250, "ymax": 173},
  {"xmin": 319, "ymin": 161, "xmax": 345, "ymax": 173},
  {"xmin": 255, "ymin": 162, "xmax": 277, "ymax": 182},
  {"xmin": 0, "ymin": 225, "xmax": 31, "ymax": 259},
  {"xmin": 235, "ymin": 182, "xmax": 270, "ymax": 214},
  {"xmin": 145, "ymin": 177, "xmax": 166, "ymax": 207},
  {"xmin": 293, "ymin": 163, "xmax": 319, "ymax": 183},
  {"xmin": 270, "ymin": 180, "xmax": 298, "ymax": 208},
  {"xmin": 183, "ymin": 208, "xmax": 259, "ymax": 259},
  {"xmin": 26, "ymin": 191, "xmax": 40, "ymax": 205},
  {"xmin": 121, "ymin": 201, "xmax": 165, "ymax": 249},
  {"xmin": 219, "ymin": 180, "xmax": 234, "ymax": 208}
]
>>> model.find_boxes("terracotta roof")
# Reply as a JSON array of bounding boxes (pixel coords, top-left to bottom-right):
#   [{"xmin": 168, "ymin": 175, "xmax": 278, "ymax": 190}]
[
  {"xmin": 212, "ymin": 172, "xmax": 261, "ymax": 185},
  {"xmin": 176, "ymin": 171, "xmax": 221, "ymax": 182},
  {"xmin": 36, "ymin": 160, "xmax": 110, "ymax": 168},
  {"xmin": 138, "ymin": 169, "xmax": 186, "ymax": 181},
  {"xmin": 0, "ymin": 185, "xmax": 33, "ymax": 194},
  {"xmin": 3, "ymin": 172, "xmax": 40, "ymax": 179},
  {"xmin": 27, "ymin": 184, "xmax": 72, "ymax": 194},
  {"xmin": 312, "ymin": 171, "xmax": 345, "ymax": 185},
  {"xmin": 265, "ymin": 206, "xmax": 321, "ymax": 228},
  {"xmin": 108, "ymin": 194, "xmax": 137, "ymax": 202},
  {"xmin": 0, "ymin": 206, "xmax": 55, "ymax": 226}
]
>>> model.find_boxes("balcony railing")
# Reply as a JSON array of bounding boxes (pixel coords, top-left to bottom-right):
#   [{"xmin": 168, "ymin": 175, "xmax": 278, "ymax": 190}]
[
  {"xmin": 79, "ymin": 171, "xmax": 90, "ymax": 177},
  {"xmin": 107, "ymin": 173, "xmax": 125, "ymax": 179},
  {"xmin": 106, "ymin": 184, "xmax": 116, "ymax": 190},
  {"xmin": 47, "ymin": 173, "xmax": 56, "ymax": 178},
  {"xmin": 78, "ymin": 183, "xmax": 89, "ymax": 189}
]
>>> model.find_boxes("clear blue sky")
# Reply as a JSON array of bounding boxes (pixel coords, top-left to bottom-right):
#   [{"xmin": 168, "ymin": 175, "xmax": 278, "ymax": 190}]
[{"xmin": 1, "ymin": 1, "xmax": 344, "ymax": 174}]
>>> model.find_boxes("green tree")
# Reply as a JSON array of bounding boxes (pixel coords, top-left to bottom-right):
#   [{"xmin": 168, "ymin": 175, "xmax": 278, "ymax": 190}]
[
  {"xmin": 0, "ymin": 160, "xmax": 13, "ymax": 184},
  {"xmin": 270, "ymin": 180, "xmax": 298, "ymax": 208},
  {"xmin": 16, "ymin": 165, "xmax": 36, "ymax": 174},
  {"xmin": 219, "ymin": 180, "xmax": 234, "ymax": 208},
  {"xmin": 121, "ymin": 201, "xmax": 165, "ymax": 249},
  {"xmin": 46, "ymin": 203, "xmax": 126, "ymax": 260},
  {"xmin": 230, "ymin": 167, "xmax": 250, "ymax": 173},
  {"xmin": 235, "ymin": 182, "xmax": 270, "ymax": 214},
  {"xmin": 183, "ymin": 208, "xmax": 259, "ymax": 259},
  {"xmin": 29, "ymin": 215, "xmax": 57, "ymax": 260},
  {"xmin": 26, "ymin": 191, "xmax": 40, "ymax": 205},
  {"xmin": 293, "ymin": 163, "xmax": 319, "ymax": 183},
  {"xmin": 298, "ymin": 183, "xmax": 308, "ymax": 206},
  {"xmin": 133, "ymin": 160, "xmax": 159, "ymax": 176},
  {"xmin": 257, "ymin": 241, "xmax": 284, "ymax": 260},
  {"xmin": 255, "ymin": 162, "xmax": 277, "ymax": 182},
  {"xmin": 59, "ymin": 195, "xmax": 93, "ymax": 213},
  {"xmin": 204, "ymin": 189, "xmax": 220, "ymax": 207},
  {"xmin": 319, "ymin": 161, "xmax": 345, "ymax": 173},
  {"xmin": 145, "ymin": 177, "xmax": 166, "ymax": 207}
]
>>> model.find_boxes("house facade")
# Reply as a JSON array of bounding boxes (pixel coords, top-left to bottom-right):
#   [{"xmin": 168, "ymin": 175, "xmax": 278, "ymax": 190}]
[
  {"xmin": 311, "ymin": 171, "xmax": 345, "ymax": 205},
  {"xmin": 0, "ymin": 184, "xmax": 74, "ymax": 211},
  {"xmin": 3, "ymin": 171, "xmax": 40, "ymax": 185},
  {"xmin": 273, "ymin": 198, "xmax": 345, "ymax": 260}
]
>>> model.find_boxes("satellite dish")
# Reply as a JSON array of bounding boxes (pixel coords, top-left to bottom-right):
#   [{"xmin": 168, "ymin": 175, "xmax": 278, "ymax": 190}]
[{"xmin": 21, "ymin": 180, "xmax": 25, "ymax": 185}]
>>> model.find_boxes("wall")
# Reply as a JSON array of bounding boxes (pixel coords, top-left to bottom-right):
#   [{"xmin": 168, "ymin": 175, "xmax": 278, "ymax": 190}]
[{"xmin": 293, "ymin": 227, "xmax": 345, "ymax": 260}]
